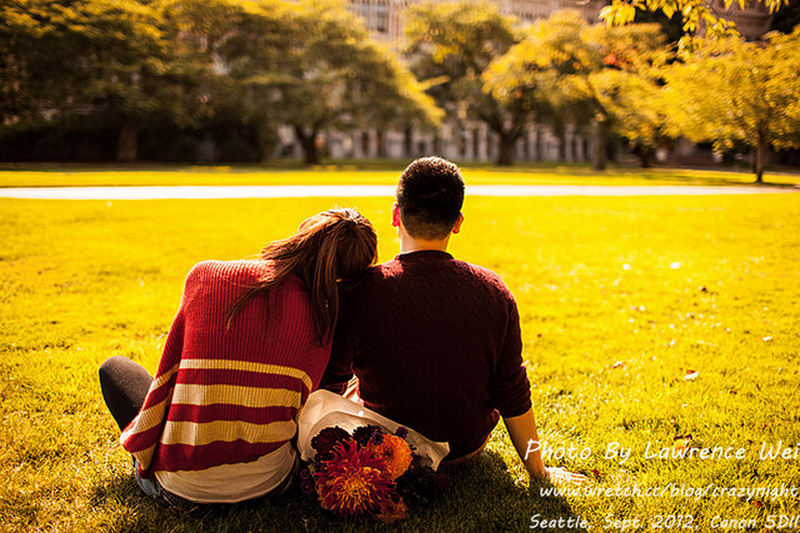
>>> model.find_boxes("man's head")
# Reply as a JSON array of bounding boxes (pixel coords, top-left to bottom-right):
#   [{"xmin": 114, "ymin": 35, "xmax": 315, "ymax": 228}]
[{"xmin": 395, "ymin": 156, "xmax": 465, "ymax": 241}]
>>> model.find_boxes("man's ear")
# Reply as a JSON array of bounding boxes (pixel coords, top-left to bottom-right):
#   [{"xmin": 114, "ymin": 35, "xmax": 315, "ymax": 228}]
[
  {"xmin": 451, "ymin": 213, "xmax": 464, "ymax": 234},
  {"xmin": 392, "ymin": 203, "xmax": 401, "ymax": 228}
]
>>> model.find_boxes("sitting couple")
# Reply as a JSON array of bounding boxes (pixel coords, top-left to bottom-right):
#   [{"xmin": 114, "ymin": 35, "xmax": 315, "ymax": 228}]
[{"xmin": 98, "ymin": 156, "xmax": 585, "ymax": 506}]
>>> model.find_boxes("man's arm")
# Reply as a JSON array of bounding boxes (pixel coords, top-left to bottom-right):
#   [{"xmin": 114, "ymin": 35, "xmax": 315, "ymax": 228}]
[
  {"xmin": 319, "ymin": 291, "xmax": 356, "ymax": 394},
  {"xmin": 493, "ymin": 295, "xmax": 587, "ymax": 484},
  {"xmin": 503, "ymin": 409, "xmax": 588, "ymax": 484},
  {"xmin": 503, "ymin": 408, "xmax": 547, "ymax": 478}
]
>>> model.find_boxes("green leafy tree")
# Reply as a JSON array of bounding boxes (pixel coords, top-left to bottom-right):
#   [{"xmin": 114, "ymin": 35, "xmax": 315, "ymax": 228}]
[
  {"xmin": 1, "ymin": 0, "xmax": 211, "ymax": 162},
  {"xmin": 405, "ymin": 1, "xmax": 539, "ymax": 166},
  {"xmin": 661, "ymin": 27, "xmax": 800, "ymax": 182},
  {"xmin": 161, "ymin": 0, "xmax": 295, "ymax": 161},
  {"xmin": 279, "ymin": 0, "xmax": 441, "ymax": 164},
  {"xmin": 175, "ymin": 0, "xmax": 440, "ymax": 165},
  {"xmin": 484, "ymin": 11, "xmax": 669, "ymax": 170}
]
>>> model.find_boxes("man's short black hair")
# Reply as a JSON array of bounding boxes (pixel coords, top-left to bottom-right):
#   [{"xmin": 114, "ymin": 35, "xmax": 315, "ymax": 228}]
[{"xmin": 396, "ymin": 156, "xmax": 465, "ymax": 240}]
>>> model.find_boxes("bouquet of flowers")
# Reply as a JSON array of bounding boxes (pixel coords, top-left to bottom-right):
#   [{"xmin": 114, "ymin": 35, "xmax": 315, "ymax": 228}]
[{"xmin": 296, "ymin": 390, "xmax": 450, "ymax": 522}]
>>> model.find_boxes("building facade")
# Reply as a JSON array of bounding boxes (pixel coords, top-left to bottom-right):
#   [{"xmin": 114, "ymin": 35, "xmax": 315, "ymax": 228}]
[{"xmin": 347, "ymin": 0, "xmax": 608, "ymax": 42}]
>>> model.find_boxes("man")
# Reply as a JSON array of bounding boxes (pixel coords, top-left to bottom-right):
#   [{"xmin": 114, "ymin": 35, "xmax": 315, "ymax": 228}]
[{"xmin": 323, "ymin": 156, "xmax": 585, "ymax": 483}]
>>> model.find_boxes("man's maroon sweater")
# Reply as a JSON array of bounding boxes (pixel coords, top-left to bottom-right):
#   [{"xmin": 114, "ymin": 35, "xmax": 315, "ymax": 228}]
[{"xmin": 322, "ymin": 250, "xmax": 532, "ymax": 459}]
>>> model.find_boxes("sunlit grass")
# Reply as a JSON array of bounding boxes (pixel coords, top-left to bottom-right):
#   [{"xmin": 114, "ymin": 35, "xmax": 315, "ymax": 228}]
[
  {"xmin": 1, "ymin": 162, "xmax": 798, "ymax": 188},
  {"xmin": 1, "ymin": 191, "xmax": 799, "ymax": 531}
]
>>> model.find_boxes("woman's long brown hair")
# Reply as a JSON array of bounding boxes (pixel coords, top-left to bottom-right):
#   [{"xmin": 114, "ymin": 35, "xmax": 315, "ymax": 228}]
[{"xmin": 226, "ymin": 207, "xmax": 378, "ymax": 343}]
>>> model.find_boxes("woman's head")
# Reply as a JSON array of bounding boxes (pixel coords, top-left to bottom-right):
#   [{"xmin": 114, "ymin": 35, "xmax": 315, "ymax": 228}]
[
  {"xmin": 289, "ymin": 208, "xmax": 379, "ymax": 286},
  {"xmin": 229, "ymin": 208, "xmax": 377, "ymax": 343}
]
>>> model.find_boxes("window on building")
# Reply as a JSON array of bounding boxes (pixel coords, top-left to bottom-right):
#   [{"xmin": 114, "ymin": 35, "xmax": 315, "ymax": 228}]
[{"xmin": 376, "ymin": 3, "xmax": 388, "ymax": 33}]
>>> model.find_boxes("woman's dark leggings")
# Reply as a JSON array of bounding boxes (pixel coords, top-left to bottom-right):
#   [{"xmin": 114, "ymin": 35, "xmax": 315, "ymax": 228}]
[{"xmin": 98, "ymin": 356, "xmax": 154, "ymax": 431}]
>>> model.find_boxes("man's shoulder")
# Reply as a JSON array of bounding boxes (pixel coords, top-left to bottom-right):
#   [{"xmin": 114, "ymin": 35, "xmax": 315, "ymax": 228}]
[
  {"xmin": 352, "ymin": 256, "xmax": 514, "ymax": 301},
  {"xmin": 451, "ymin": 258, "xmax": 516, "ymax": 301}
]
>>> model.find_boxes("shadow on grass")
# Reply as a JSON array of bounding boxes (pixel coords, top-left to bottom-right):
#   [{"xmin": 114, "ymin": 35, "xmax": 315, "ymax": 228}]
[
  {"xmin": 91, "ymin": 451, "xmax": 585, "ymax": 532},
  {"xmin": 619, "ymin": 169, "xmax": 799, "ymax": 188},
  {"xmin": 435, "ymin": 451, "xmax": 587, "ymax": 532}
]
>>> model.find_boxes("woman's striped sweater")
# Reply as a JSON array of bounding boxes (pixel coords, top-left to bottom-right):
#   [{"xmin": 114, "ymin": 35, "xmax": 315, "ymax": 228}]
[{"xmin": 121, "ymin": 260, "xmax": 331, "ymax": 477}]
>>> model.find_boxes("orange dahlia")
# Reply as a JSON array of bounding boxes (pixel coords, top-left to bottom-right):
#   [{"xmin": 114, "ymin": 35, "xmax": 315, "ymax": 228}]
[
  {"xmin": 315, "ymin": 440, "xmax": 394, "ymax": 516},
  {"xmin": 370, "ymin": 434, "xmax": 413, "ymax": 480}
]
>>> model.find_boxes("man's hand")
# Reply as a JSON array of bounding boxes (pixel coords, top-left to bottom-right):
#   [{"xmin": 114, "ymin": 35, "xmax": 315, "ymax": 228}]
[{"xmin": 542, "ymin": 466, "xmax": 589, "ymax": 485}]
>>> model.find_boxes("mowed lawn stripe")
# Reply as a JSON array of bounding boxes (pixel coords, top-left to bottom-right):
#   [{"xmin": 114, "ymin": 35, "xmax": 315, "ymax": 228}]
[{"xmin": 1, "ymin": 164, "xmax": 798, "ymax": 188}]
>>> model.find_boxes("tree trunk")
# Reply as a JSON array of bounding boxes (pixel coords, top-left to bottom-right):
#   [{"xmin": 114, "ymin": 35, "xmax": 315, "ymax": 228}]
[
  {"xmin": 295, "ymin": 126, "xmax": 320, "ymax": 165},
  {"xmin": 376, "ymin": 130, "xmax": 385, "ymax": 158},
  {"xmin": 256, "ymin": 123, "xmax": 279, "ymax": 163},
  {"xmin": 637, "ymin": 147, "xmax": 652, "ymax": 168},
  {"xmin": 754, "ymin": 135, "xmax": 766, "ymax": 184},
  {"xmin": 116, "ymin": 121, "xmax": 139, "ymax": 163},
  {"xmin": 496, "ymin": 133, "xmax": 515, "ymax": 166},
  {"xmin": 592, "ymin": 120, "xmax": 608, "ymax": 171},
  {"xmin": 535, "ymin": 130, "xmax": 543, "ymax": 162},
  {"xmin": 403, "ymin": 126, "xmax": 413, "ymax": 158}
]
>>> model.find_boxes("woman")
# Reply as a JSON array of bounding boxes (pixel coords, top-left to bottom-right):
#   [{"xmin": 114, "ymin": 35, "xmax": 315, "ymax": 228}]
[{"xmin": 98, "ymin": 207, "xmax": 378, "ymax": 505}]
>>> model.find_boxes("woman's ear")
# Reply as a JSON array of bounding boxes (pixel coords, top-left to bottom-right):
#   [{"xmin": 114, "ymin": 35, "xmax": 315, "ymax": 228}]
[{"xmin": 451, "ymin": 213, "xmax": 464, "ymax": 234}]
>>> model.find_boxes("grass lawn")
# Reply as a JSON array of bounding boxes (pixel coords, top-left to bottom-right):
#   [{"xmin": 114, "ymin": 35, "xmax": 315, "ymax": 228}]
[
  {"xmin": 1, "ymin": 161, "xmax": 799, "ymax": 188},
  {"xmin": 1, "ymin": 188, "xmax": 799, "ymax": 531}
]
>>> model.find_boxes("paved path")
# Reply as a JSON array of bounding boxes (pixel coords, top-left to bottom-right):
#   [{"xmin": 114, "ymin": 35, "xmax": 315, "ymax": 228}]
[{"xmin": 0, "ymin": 184, "xmax": 796, "ymax": 199}]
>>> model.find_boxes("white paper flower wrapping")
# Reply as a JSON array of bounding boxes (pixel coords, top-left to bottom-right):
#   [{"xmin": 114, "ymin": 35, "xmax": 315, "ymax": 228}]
[{"xmin": 297, "ymin": 390, "xmax": 450, "ymax": 470}]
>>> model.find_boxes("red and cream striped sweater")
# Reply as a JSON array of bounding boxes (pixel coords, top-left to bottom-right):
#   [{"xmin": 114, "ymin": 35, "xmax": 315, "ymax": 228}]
[{"xmin": 121, "ymin": 260, "xmax": 331, "ymax": 477}]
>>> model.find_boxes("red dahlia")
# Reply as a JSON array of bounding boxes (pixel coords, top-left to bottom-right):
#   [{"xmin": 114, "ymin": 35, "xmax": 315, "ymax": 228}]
[{"xmin": 315, "ymin": 440, "xmax": 395, "ymax": 516}]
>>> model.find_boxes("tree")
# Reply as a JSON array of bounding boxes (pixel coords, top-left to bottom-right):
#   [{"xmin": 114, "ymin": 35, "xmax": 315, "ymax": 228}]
[
  {"xmin": 484, "ymin": 11, "xmax": 669, "ymax": 170},
  {"xmin": 1, "ymin": 0, "xmax": 211, "ymax": 162},
  {"xmin": 661, "ymin": 27, "xmax": 800, "ymax": 182},
  {"xmin": 404, "ymin": 1, "xmax": 538, "ymax": 166},
  {"xmin": 162, "ymin": 0, "xmax": 299, "ymax": 161},
  {"xmin": 280, "ymin": 0, "xmax": 441, "ymax": 164},
  {"xmin": 583, "ymin": 21, "xmax": 671, "ymax": 168},
  {"xmin": 174, "ymin": 0, "xmax": 440, "ymax": 165},
  {"xmin": 600, "ymin": 0, "xmax": 787, "ymax": 49}
]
